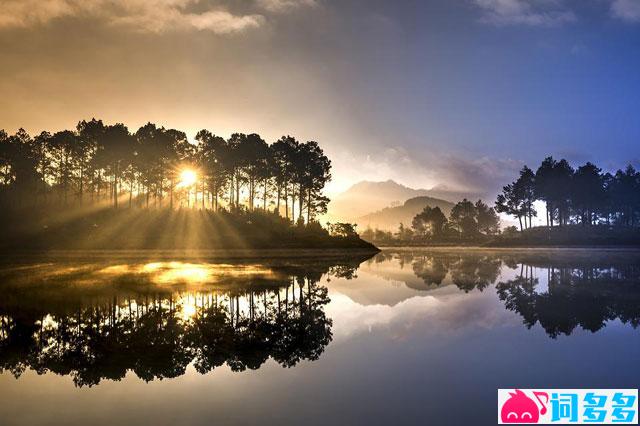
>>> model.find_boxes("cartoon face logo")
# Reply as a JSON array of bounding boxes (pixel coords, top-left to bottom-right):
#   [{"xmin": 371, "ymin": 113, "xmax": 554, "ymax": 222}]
[{"xmin": 501, "ymin": 389, "xmax": 548, "ymax": 423}]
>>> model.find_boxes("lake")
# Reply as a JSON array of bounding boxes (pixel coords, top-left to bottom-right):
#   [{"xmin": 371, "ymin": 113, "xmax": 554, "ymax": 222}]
[{"xmin": 0, "ymin": 248, "xmax": 638, "ymax": 426}]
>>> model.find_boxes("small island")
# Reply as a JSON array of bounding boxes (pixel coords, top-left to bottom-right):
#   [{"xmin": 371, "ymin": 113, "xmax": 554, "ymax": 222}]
[{"xmin": 0, "ymin": 120, "xmax": 377, "ymax": 252}]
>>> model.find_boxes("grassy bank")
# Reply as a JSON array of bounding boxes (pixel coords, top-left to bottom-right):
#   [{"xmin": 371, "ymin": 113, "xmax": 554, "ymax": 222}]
[
  {"xmin": 0, "ymin": 208, "xmax": 379, "ymax": 251},
  {"xmin": 487, "ymin": 225, "xmax": 640, "ymax": 247},
  {"xmin": 360, "ymin": 225, "xmax": 640, "ymax": 248}
]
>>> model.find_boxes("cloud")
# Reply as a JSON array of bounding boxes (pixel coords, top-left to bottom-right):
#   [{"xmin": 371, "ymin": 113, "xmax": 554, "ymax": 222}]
[
  {"xmin": 329, "ymin": 146, "xmax": 522, "ymax": 200},
  {"xmin": 610, "ymin": 0, "xmax": 640, "ymax": 22},
  {"xmin": 0, "ymin": 0, "xmax": 73, "ymax": 28},
  {"xmin": 256, "ymin": 0, "xmax": 318, "ymax": 13},
  {"xmin": 326, "ymin": 287, "xmax": 515, "ymax": 343},
  {"xmin": 107, "ymin": 6, "xmax": 265, "ymax": 34},
  {"xmin": 432, "ymin": 154, "xmax": 523, "ymax": 196},
  {"xmin": 0, "ymin": 0, "xmax": 266, "ymax": 33},
  {"xmin": 473, "ymin": 0, "xmax": 576, "ymax": 26}
]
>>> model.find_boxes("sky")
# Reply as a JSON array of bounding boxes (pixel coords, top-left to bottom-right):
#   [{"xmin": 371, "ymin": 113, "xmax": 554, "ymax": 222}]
[{"xmin": 1, "ymin": 0, "xmax": 640, "ymax": 197}]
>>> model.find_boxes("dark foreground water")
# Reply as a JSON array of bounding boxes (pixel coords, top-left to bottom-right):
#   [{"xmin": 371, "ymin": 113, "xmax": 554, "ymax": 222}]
[{"xmin": 0, "ymin": 248, "xmax": 638, "ymax": 426}]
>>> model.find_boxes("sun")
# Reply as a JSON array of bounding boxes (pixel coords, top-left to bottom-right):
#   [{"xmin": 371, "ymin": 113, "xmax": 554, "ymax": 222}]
[{"xmin": 177, "ymin": 169, "xmax": 197, "ymax": 188}]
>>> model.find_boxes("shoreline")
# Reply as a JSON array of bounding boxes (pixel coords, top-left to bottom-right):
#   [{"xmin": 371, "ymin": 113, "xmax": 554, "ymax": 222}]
[
  {"xmin": 0, "ymin": 246, "xmax": 381, "ymax": 260},
  {"xmin": 375, "ymin": 245, "xmax": 640, "ymax": 251}
]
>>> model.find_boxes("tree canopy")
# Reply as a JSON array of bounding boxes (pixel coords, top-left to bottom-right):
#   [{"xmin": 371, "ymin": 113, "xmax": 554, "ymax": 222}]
[
  {"xmin": 496, "ymin": 157, "xmax": 640, "ymax": 229},
  {"xmin": 0, "ymin": 120, "xmax": 332, "ymax": 224}
]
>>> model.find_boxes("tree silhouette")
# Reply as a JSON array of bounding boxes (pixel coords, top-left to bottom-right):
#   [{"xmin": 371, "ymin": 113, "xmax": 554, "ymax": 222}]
[
  {"xmin": 449, "ymin": 199, "xmax": 478, "ymax": 237},
  {"xmin": 0, "ymin": 120, "xmax": 358, "ymax": 250},
  {"xmin": 411, "ymin": 206, "xmax": 448, "ymax": 238},
  {"xmin": 571, "ymin": 162, "xmax": 605, "ymax": 226},
  {"xmin": 496, "ymin": 166, "xmax": 536, "ymax": 230},
  {"xmin": 0, "ymin": 120, "xmax": 333, "ymax": 222},
  {"xmin": 534, "ymin": 156, "xmax": 557, "ymax": 227},
  {"xmin": 497, "ymin": 157, "xmax": 640, "ymax": 229},
  {"xmin": 475, "ymin": 200, "xmax": 500, "ymax": 235},
  {"xmin": 609, "ymin": 165, "xmax": 640, "ymax": 227},
  {"xmin": 195, "ymin": 130, "xmax": 229, "ymax": 211},
  {"xmin": 0, "ymin": 254, "xmax": 369, "ymax": 386}
]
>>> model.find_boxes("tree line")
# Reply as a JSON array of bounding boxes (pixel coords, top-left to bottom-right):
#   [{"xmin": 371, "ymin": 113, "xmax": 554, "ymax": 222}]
[
  {"xmin": 0, "ymin": 119, "xmax": 332, "ymax": 223},
  {"xmin": 496, "ymin": 157, "xmax": 640, "ymax": 230},
  {"xmin": 361, "ymin": 199, "xmax": 500, "ymax": 243}
]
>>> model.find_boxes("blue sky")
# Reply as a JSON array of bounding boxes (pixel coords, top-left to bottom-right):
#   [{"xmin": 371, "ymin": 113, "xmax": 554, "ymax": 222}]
[{"xmin": 1, "ymin": 0, "xmax": 640, "ymax": 196}]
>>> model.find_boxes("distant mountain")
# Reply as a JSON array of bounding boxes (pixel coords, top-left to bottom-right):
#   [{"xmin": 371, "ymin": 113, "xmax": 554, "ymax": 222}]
[
  {"xmin": 418, "ymin": 184, "xmax": 485, "ymax": 205},
  {"xmin": 356, "ymin": 196, "xmax": 455, "ymax": 232},
  {"xmin": 328, "ymin": 180, "xmax": 448, "ymax": 221}
]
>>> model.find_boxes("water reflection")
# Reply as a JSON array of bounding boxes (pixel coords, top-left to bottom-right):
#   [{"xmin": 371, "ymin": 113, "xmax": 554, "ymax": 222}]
[
  {"xmin": 370, "ymin": 251, "xmax": 502, "ymax": 292},
  {"xmin": 497, "ymin": 263, "xmax": 640, "ymax": 337},
  {"xmin": 1, "ymin": 249, "xmax": 640, "ymax": 390},
  {"xmin": 0, "ymin": 254, "xmax": 369, "ymax": 387},
  {"xmin": 363, "ymin": 249, "xmax": 640, "ymax": 336}
]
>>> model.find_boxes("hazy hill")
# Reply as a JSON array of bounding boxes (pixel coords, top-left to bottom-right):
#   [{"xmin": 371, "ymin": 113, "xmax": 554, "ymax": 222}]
[
  {"xmin": 357, "ymin": 196, "xmax": 455, "ymax": 232},
  {"xmin": 328, "ymin": 180, "xmax": 447, "ymax": 221}
]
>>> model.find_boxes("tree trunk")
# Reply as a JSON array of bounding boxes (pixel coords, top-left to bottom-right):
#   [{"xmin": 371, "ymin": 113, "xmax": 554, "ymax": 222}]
[
  {"xmin": 97, "ymin": 171, "xmax": 102, "ymax": 202},
  {"xmin": 214, "ymin": 182, "xmax": 218, "ymax": 211},
  {"xmin": 291, "ymin": 188, "xmax": 295, "ymax": 223},
  {"xmin": 285, "ymin": 184, "xmax": 289, "ymax": 220},
  {"xmin": 276, "ymin": 183, "xmax": 281, "ymax": 215},
  {"xmin": 114, "ymin": 164, "xmax": 119, "ymax": 209},
  {"xmin": 235, "ymin": 173, "xmax": 240, "ymax": 208},
  {"xmin": 63, "ymin": 153, "xmax": 68, "ymax": 205},
  {"xmin": 79, "ymin": 166, "xmax": 84, "ymax": 205},
  {"xmin": 229, "ymin": 175, "xmax": 234, "ymax": 210},
  {"xmin": 299, "ymin": 185, "xmax": 303, "ymax": 223},
  {"xmin": 170, "ymin": 179, "xmax": 174, "ymax": 209},
  {"xmin": 263, "ymin": 179, "xmax": 267, "ymax": 211},
  {"xmin": 249, "ymin": 177, "xmax": 254, "ymax": 210}
]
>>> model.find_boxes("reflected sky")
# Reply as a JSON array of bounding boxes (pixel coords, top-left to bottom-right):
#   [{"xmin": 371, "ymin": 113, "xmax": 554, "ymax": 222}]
[{"xmin": 0, "ymin": 249, "xmax": 639, "ymax": 426}]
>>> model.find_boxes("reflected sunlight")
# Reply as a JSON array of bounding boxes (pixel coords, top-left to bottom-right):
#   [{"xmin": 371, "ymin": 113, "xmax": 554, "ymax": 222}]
[
  {"xmin": 96, "ymin": 261, "xmax": 277, "ymax": 286},
  {"xmin": 150, "ymin": 262, "xmax": 211, "ymax": 284},
  {"xmin": 179, "ymin": 297, "xmax": 198, "ymax": 321}
]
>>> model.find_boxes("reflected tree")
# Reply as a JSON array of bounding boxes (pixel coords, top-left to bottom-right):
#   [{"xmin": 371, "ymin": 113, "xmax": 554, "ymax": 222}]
[
  {"xmin": 0, "ymin": 255, "xmax": 367, "ymax": 386},
  {"xmin": 497, "ymin": 262, "xmax": 640, "ymax": 338}
]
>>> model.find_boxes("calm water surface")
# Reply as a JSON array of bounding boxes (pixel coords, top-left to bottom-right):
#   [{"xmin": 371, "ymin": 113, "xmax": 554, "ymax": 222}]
[{"xmin": 0, "ymin": 248, "xmax": 638, "ymax": 426}]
